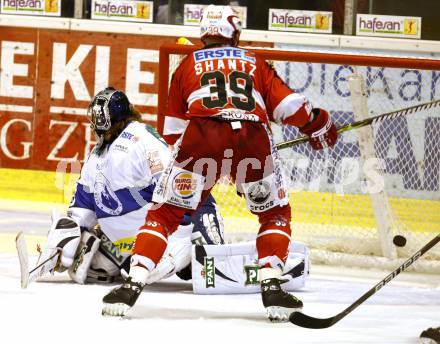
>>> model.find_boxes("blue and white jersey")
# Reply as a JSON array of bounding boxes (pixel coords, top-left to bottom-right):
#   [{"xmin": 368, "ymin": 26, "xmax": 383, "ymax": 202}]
[{"xmin": 68, "ymin": 121, "xmax": 170, "ymax": 257}]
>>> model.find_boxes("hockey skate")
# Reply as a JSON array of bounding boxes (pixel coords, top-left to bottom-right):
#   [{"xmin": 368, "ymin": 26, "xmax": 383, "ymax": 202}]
[
  {"xmin": 261, "ymin": 278, "xmax": 303, "ymax": 322},
  {"xmin": 102, "ymin": 276, "xmax": 144, "ymax": 316},
  {"xmin": 420, "ymin": 327, "xmax": 440, "ymax": 344}
]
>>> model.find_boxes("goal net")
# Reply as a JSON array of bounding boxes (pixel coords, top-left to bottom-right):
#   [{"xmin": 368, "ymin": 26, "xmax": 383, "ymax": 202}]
[{"xmin": 158, "ymin": 43, "xmax": 440, "ymax": 273}]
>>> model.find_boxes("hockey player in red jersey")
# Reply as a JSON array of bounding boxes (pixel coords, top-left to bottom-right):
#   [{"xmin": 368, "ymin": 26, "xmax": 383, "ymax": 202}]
[{"xmin": 102, "ymin": 5, "xmax": 337, "ymax": 320}]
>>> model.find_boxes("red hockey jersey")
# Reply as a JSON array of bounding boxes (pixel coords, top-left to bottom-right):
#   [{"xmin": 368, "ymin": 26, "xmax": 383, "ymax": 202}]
[{"xmin": 164, "ymin": 46, "xmax": 312, "ymax": 144}]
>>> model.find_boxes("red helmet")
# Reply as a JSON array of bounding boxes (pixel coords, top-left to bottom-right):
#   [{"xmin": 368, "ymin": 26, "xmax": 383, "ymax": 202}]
[{"xmin": 200, "ymin": 5, "xmax": 242, "ymax": 46}]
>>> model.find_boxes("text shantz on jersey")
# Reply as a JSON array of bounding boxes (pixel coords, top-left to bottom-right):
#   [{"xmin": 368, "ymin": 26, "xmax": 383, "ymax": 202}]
[{"xmin": 193, "ymin": 47, "xmax": 257, "ymax": 76}]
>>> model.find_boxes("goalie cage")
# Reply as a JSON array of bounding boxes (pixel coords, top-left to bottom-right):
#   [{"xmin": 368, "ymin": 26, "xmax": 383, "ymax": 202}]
[{"xmin": 158, "ymin": 43, "xmax": 440, "ymax": 273}]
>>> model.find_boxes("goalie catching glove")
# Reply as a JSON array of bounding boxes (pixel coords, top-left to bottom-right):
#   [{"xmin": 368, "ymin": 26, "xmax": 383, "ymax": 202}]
[{"xmin": 299, "ymin": 108, "xmax": 337, "ymax": 150}]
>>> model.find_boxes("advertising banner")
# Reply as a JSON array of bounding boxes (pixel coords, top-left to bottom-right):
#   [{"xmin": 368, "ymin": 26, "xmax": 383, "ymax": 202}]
[
  {"xmin": 0, "ymin": 24, "xmax": 271, "ymax": 175},
  {"xmin": 356, "ymin": 14, "xmax": 421, "ymax": 39},
  {"xmin": 91, "ymin": 0, "xmax": 153, "ymax": 23},
  {"xmin": 0, "ymin": 27, "xmax": 176, "ymax": 172},
  {"xmin": 0, "ymin": 0, "xmax": 61, "ymax": 16},
  {"xmin": 268, "ymin": 9, "xmax": 332, "ymax": 34},
  {"xmin": 183, "ymin": 4, "xmax": 247, "ymax": 28}
]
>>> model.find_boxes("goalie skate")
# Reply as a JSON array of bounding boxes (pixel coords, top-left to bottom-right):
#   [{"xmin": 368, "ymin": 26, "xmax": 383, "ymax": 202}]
[
  {"xmin": 261, "ymin": 278, "xmax": 303, "ymax": 322},
  {"xmin": 102, "ymin": 277, "xmax": 144, "ymax": 316}
]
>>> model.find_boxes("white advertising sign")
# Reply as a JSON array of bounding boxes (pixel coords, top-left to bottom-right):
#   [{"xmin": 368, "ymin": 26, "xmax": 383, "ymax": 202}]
[
  {"xmin": 356, "ymin": 14, "xmax": 421, "ymax": 39},
  {"xmin": 0, "ymin": 0, "xmax": 61, "ymax": 16},
  {"xmin": 268, "ymin": 9, "xmax": 332, "ymax": 33},
  {"xmin": 184, "ymin": 4, "xmax": 247, "ymax": 28},
  {"xmin": 91, "ymin": 0, "xmax": 153, "ymax": 23}
]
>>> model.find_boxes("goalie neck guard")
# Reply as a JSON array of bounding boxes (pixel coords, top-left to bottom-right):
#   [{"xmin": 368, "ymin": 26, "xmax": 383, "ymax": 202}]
[{"xmin": 200, "ymin": 5, "xmax": 242, "ymax": 47}]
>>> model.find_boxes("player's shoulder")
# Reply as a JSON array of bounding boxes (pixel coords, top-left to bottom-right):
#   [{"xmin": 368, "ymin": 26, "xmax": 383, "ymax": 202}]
[
  {"xmin": 193, "ymin": 46, "xmax": 256, "ymax": 61},
  {"xmin": 123, "ymin": 121, "xmax": 168, "ymax": 148},
  {"xmin": 179, "ymin": 52, "xmax": 194, "ymax": 66},
  {"xmin": 119, "ymin": 121, "xmax": 153, "ymax": 139},
  {"xmin": 113, "ymin": 121, "xmax": 141, "ymax": 145},
  {"xmin": 229, "ymin": 46, "xmax": 269, "ymax": 65},
  {"xmin": 122, "ymin": 121, "xmax": 145, "ymax": 137},
  {"xmin": 173, "ymin": 53, "xmax": 194, "ymax": 76},
  {"xmin": 104, "ymin": 121, "xmax": 142, "ymax": 158}
]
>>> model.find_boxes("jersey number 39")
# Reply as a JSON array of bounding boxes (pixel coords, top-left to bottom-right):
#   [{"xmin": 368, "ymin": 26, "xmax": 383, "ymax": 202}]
[{"xmin": 200, "ymin": 71, "xmax": 256, "ymax": 112}]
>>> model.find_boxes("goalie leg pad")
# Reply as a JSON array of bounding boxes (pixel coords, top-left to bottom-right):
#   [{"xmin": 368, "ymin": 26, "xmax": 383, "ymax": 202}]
[
  {"xmin": 37, "ymin": 215, "xmax": 81, "ymax": 272},
  {"xmin": 68, "ymin": 231, "xmax": 100, "ymax": 284},
  {"xmin": 191, "ymin": 241, "xmax": 309, "ymax": 294}
]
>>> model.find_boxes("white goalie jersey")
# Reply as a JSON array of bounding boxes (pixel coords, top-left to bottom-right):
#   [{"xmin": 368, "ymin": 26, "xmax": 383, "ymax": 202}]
[
  {"xmin": 67, "ymin": 121, "xmax": 172, "ymax": 281},
  {"xmin": 69, "ymin": 121, "xmax": 169, "ymax": 255},
  {"xmin": 66, "ymin": 121, "xmax": 225, "ymax": 284}
]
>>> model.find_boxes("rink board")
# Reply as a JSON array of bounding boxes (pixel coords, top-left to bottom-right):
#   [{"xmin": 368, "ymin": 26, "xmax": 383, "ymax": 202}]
[{"xmin": 1, "ymin": 167, "xmax": 439, "ymax": 236}]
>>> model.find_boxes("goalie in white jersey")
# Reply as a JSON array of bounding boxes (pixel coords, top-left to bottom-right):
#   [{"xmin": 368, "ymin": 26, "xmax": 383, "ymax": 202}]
[
  {"xmin": 38, "ymin": 87, "xmax": 309, "ymax": 293},
  {"xmin": 39, "ymin": 87, "xmax": 224, "ymax": 285}
]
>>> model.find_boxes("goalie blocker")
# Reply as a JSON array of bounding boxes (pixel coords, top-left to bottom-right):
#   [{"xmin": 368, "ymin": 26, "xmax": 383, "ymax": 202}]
[{"xmin": 191, "ymin": 241, "xmax": 309, "ymax": 294}]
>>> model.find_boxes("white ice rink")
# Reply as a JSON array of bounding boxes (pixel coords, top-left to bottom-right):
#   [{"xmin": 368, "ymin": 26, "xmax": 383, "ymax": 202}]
[
  {"xmin": 0, "ymin": 201, "xmax": 439, "ymax": 344},
  {"xmin": 1, "ymin": 254, "xmax": 439, "ymax": 344}
]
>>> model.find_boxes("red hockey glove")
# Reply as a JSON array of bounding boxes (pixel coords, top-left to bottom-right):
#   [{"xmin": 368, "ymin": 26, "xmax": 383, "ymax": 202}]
[{"xmin": 299, "ymin": 108, "xmax": 337, "ymax": 150}]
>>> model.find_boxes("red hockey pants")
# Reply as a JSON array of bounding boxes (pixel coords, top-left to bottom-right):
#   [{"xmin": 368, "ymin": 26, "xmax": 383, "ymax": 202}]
[{"xmin": 132, "ymin": 118, "xmax": 292, "ymax": 270}]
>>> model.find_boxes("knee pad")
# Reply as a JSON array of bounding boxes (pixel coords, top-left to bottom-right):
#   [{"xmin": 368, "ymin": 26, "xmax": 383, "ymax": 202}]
[{"xmin": 241, "ymin": 174, "xmax": 290, "ymax": 214}]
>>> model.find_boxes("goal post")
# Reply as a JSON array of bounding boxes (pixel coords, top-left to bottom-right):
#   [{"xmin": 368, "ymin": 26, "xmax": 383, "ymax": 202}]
[
  {"xmin": 348, "ymin": 73, "xmax": 397, "ymax": 260},
  {"xmin": 158, "ymin": 43, "xmax": 440, "ymax": 272}
]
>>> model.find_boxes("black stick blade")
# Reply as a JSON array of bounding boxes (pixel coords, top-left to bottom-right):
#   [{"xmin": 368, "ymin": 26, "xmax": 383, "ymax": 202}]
[
  {"xmin": 289, "ymin": 235, "xmax": 440, "ymax": 329},
  {"xmin": 289, "ymin": 311, "xmax": 337, "ymax": 329}
]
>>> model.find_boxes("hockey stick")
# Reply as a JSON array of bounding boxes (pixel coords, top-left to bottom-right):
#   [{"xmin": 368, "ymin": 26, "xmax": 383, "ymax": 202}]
[
  {"xmin": 276, "ymin": 99, "xmax": 440, "ymax": 150},
  {"xmin": 16, "ymin": 231, "xmax": 61, "ymax": 289},
  {"xmin": 289, "ymin": 233, "xmax": 440, "ymax": 329}
]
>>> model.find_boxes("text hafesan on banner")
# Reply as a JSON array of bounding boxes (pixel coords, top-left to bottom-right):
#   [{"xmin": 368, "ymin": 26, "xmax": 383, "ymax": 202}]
[
  {"xmin": 0, "ymin": 0, "xmax": 61, "ymax": 16},
  {"xmin": 91, "ymin": 0, "xmax": 153, "ymax": 23},
  {"xmin": 356, "ymin": 14, "xmax": 421, "ymax": 39},
  {"xmin": 268, "ymin": 8, "xmax": 332, "ymax": 34}
]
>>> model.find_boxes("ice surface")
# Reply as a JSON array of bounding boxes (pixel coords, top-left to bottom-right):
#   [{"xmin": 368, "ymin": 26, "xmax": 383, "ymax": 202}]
[
  {"xmin": 1, "ymin": 253, "xmax": 439, "ymax": 344},
  {"xmin": 0, "ymin": 200, "xmax": 439, "ymax": 344}
]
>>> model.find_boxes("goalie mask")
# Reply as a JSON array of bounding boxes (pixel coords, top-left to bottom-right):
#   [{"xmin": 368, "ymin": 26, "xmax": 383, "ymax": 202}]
[
  {"xmin": 200, "ymin": 5, "xmax": 242, "ymax": 47},
  {"xmin": 88, "ymin": 87, "xmax": 130, "ymax": 146}
]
